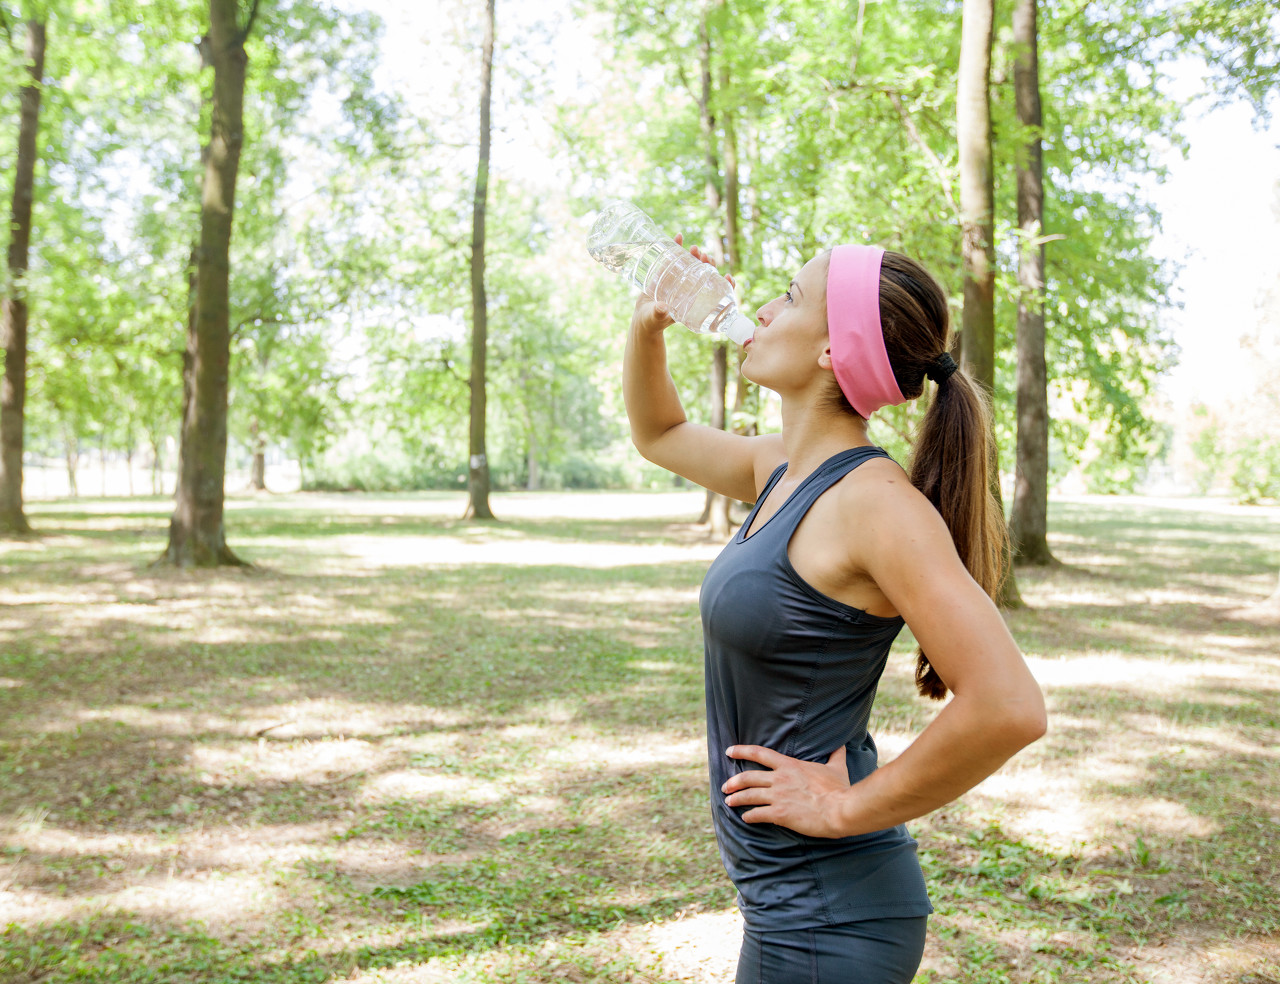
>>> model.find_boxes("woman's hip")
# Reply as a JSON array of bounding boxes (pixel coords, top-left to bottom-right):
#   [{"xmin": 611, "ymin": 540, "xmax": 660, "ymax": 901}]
[{"xmin": 735, "ymin": 916, "xmax": 927, "ymax": 984}]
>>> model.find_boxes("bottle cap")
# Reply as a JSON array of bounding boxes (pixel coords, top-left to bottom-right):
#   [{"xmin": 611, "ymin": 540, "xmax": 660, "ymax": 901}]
[{"xmin": 723, "ymin": 312, "xmax": 755, "ymax": 346}]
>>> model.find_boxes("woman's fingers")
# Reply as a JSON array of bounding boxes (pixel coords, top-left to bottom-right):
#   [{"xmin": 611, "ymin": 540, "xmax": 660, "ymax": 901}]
[
  {"xmin": 725, "ymin": 785, "xmax": 776, "ymax": 808},
  {"xmin": 672, "ymin": 233, "xmax": 722, "ymax": 268},
  {"xmin": 722, "ymin": 769, "xmax": 772, "ymax": 794},
  {"xmin": 726, "ymin": 744, "xmax": 790, "ymax": 770}
]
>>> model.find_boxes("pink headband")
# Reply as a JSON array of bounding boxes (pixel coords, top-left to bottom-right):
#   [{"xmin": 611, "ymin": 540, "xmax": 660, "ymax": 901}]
[{"xmin": 827, "ymin": 245, "xmax": 905, "ymax": 418}]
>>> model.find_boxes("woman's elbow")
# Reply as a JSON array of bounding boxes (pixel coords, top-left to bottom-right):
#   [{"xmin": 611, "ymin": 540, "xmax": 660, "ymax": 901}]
[{"xmin": 1008, "ymin": 692, "xmax": 1048, "ymax": 747}]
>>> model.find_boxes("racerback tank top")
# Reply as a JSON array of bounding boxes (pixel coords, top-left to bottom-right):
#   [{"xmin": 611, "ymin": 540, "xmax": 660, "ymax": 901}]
[{"xmin": 699, "ymin": 445, "xmax": 933, "ymax": 930}]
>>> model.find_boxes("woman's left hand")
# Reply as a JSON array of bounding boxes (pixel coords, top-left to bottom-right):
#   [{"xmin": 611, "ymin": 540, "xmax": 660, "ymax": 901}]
[{"xmin": 723, "ymin": 744, "xmax": 854, "ymax": 838}]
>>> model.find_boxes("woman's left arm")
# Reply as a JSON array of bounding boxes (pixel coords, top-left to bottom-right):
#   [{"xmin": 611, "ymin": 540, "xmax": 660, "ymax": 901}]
[{"xmin": 722, "ymin": 475, "xmax": 1047, "ymax": 839}]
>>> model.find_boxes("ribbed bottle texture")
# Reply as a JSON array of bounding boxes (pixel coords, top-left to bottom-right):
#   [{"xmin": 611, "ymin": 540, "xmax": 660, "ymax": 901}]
[{"xmin": 587, "ymin": 201, "xmax": 754, "ymax": 345}]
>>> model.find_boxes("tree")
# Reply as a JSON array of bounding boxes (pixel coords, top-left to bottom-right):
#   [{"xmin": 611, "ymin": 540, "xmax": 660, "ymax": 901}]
[
  {"xmin": 695, "ymin": 0, "xmax": 732, "ymax": 538},
  {"xmin": 1008, "ymin": 0, "xmax": 1056, "ymax": 566},
  {"xmin": 0, "ymin": 15, "xmax": 45, "ymax": 535},
  {"xmin": 465, "ymin": 0, "xmax": 496, "ymax": 520},
  {"xmin": 161, "ymin": 0, "xmax": 261, "ymax": 567},
  {"xmin": 958, "ymin": 0, "xmax": 1023, "ymax": 607}
]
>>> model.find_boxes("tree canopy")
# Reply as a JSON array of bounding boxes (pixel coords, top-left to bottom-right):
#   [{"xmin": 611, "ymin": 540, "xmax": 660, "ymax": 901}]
[{"xmin": 0, "ymin": 0, "xmax": 1275, "ymax": 511}]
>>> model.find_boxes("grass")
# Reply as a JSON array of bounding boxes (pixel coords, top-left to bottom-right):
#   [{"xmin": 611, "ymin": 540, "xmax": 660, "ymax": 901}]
[{"xmin": 0, "ymin": 489, "xmax": 1277, "ymax": 983}]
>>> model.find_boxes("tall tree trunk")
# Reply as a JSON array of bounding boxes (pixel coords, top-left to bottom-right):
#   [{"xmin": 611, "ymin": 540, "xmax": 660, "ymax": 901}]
[
  {"xmin": 465, "ymin": 0, "xmax": 496, "ymax": 521},
  {"xmin": 957, "ymin": 0, "xmax": 996, "ymax": 392},
  {"xmin": 1009, "ymin": 0, "xmax": 1056, "ymax": 566},
  {"xmin": 722, "ymin": 67, "xmax": 756, "ymax": 467},
  {"xmin": 125, "ymin": 426, "xmax": 135, "ymax": 496},
  {"xmin": 162, "ymin": 0, "xmax": 258, "ymax": 567},
  {"xmin": 697, "ymin": 0, "xmax": 731, "ymax": 537},
  {"xmin": 0, "ymin": 19, "xmax": 45, "ymax": 535},
  {"xmin": 249, "ymin": 417, "xmax": 266, "ymax": 491},
  {"xmin": 64, "ymin": 431, "xmax": 78, "ymax": 498},
  {"xmin": 526, "ymin": 407, "xmax": 540, "ymax": 491},
  {"xmin": 734, "ymin": 117, "xmax": 760, "ymax": 455},
  {"xmin": 958, "ymin": 0, "xmax": 1023, "ymax": 607},
  {"xmin": 150, "ymin": 433, "xmax": 163, "ymax": 495}
]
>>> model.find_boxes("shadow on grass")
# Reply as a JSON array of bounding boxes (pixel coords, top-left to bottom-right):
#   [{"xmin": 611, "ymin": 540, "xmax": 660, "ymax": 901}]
[{"xmin": 3, "ymin": 493, "xmax": 1279, "ymax": 983}]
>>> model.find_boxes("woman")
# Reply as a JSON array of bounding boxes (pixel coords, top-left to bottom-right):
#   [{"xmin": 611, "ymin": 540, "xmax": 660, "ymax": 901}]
[{"xmin": 622, "ymin": 238, "xmax": 1047, "ymax": 984}]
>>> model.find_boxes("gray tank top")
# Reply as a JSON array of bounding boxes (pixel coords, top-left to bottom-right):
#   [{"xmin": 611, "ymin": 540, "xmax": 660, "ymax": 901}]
[{"xmin": 700, "ymin": 445, "xmax": 933, "ymax": 930}]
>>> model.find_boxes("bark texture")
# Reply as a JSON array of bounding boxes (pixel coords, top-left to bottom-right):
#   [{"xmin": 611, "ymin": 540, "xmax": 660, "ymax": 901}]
[
  {"xmin": 957, "ymin": 0, "xmax": 996, "ymax": 392},
  {"xmin": 1009, "ymin": 0, "xmax": 1057, "ymax": 566},
  {"xmin": 958, "ymin": 0, "xmax": 1023, "ymax": 607},
  {"xmin": 0, "ymin": 20, "xmax": 46, "ymax": 536},
  {"xmin": 465, "ymin": 0, "xmax": 496, "ymax": 521},
  {"xmin": 696, "ymin": 0, "xmax": 733, "ymax": 537},
  {"xmin": 250, "ymin": 418, "xmax": 266, "ymax": 491},
  {"xmin": 162, "ymin": 0, "xmax": 255, "ymax": 567}
]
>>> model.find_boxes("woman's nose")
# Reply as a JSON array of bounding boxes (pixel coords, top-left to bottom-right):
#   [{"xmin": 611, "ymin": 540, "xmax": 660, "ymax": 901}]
[{"xmin": 756, "ymin": 298, "xmax": 778, "ymax": 325}]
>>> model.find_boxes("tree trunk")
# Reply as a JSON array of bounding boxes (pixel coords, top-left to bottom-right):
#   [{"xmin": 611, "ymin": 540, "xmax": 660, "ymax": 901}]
[
  {"xmin": 1009, "ymin": 0, "xmax": 1056, "ymax": 567},
  {"xmin": 149, "ymin": 433, "xmax": 163, "ymax": 495},
  {"xmin": 161, "ymin": 0, "xmax": 255, "ymax": 567},
  {"xmin": 0, "ymin": 19, "xmax": 45, "ymax": 535},
  {"xmin": 957, "ymin": 0, "xmax": 996, "ymax": 392},
  {"xmin": 249, "ymin": 417, "xmax": 266, "ymax": 491},
  {"xmin": 721, "ymin": 65, "xmax": 756, "ymax": 480},
  {"xmin": 697, "ymin": 0, "xmax": 732, "ymax": 536},
  {"xmin": 465, "ymin": 0, "xmax": 497, "ymax": 521},
  {"xmin": 707, "ymin": 343, "xmax": 731, "ymax": 538},
  {"xmin": 526, "ymin": 414, "xmax": 540, "ymax": 491},
  {"xmin": 64, "ymin": 431, "xmax": 78, "ymax": 498},
  {"xmin": 958, "ymin": 0, "xmax": 1023, "ymax": 607}
]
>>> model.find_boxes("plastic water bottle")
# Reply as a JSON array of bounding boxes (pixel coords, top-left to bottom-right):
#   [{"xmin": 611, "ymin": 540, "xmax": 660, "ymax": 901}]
[{"xmin": 587, "ymin": 200, "xmax": 755, "ymax": 345}]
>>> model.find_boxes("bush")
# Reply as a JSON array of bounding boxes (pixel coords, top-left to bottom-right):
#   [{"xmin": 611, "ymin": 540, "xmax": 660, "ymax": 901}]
[{"xmin": 1228, "ymin": 438, "xmax": 1280, "ymax": 504}]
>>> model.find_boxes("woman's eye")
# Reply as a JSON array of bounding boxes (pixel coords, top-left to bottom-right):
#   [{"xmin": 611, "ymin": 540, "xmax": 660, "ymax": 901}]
[{"xmin": 784, "ymin": 290, "xmax": 794, "ymax": 303}]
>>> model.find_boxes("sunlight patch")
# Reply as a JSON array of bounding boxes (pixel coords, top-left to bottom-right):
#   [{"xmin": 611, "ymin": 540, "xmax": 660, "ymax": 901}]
[
  {"xmin": 330, "ymin": 533, "xmax": 723, "ymax": 569},
  {"xmin": 102, "ymin": 869, "xmax": 291, "ymax": 932},
  {"xmin": 619, "ymin": 907, "xmax": 743, "ymax": 983},
  {"xmin": 1029, "ymin": 654, "xmax": 1242, "ymax": 689},
  {"xmin": 357, "ymin": 771, "xmax": 508, "ymax": 806},
  {"xmin": 189, "ymin": 737, "xmax": 385, "ymax": 785}
]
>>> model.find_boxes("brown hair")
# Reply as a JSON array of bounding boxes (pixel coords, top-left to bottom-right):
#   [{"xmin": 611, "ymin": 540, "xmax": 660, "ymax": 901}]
[{"xmin": 831, "ymin": 251, "xmax": 1010, "ymax": 700}]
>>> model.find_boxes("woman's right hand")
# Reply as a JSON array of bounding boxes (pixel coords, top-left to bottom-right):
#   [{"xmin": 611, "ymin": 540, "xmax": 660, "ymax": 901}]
[{"xmin": 631, "ymin": 234, "xmax": 733, "ymax": 336}]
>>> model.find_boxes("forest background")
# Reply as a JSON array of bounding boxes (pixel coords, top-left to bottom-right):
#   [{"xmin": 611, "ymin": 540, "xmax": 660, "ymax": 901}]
[
  {"xmin": 0, "ymin": 0, "xmax": 1278, "ymax": 512},
  {"xmin": 0, "ymin": 2, "xmax": 1278, "ymax": 982}
]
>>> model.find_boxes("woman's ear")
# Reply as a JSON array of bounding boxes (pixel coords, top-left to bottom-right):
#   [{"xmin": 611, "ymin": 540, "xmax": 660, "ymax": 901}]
[{"xmin": 818, "ymin": 344, "xmax": 834, "ymax": 370}]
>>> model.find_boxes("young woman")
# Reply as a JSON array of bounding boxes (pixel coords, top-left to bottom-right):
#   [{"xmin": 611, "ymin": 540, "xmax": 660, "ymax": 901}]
[{"xmin": 622, "ymin": 239, "xmax": 1047, "ymax": 984}]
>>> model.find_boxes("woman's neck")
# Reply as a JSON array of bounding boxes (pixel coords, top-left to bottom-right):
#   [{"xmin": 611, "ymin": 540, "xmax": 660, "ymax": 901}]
[{"xmin": 778, "ymin": 396, "xmax": 873, "ymax": 477}]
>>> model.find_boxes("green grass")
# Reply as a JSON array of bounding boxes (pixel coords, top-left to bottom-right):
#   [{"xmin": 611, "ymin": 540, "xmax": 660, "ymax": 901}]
[{"xmin": 1, "ymin": 490, "xmax": 1277, "ymax": 983}]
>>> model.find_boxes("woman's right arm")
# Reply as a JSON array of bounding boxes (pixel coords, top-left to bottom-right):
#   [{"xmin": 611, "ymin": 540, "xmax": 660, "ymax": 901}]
[{"xmin": 623, "ymin": 287, "xmax": 781, "ymax": 503}]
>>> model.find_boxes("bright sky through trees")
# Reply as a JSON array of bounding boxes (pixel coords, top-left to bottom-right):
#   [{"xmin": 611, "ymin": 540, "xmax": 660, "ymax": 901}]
[
  {"xmin": 355, "ymin": 0, "xmax": 1276, "ymax": 419},
  {"xmin": 1150, "ymin": 96, "xmax": 1280, "ymax": 410}
]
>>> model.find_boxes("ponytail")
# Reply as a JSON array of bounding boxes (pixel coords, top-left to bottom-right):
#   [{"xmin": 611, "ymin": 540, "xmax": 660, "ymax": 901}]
[
  {"xmin": 907, "ymin": 370, "xmax": 1009, "ymax": 699},
  {"xmin": 874, "ymin": 252, "xmax": 1011, "ymax": 700}
]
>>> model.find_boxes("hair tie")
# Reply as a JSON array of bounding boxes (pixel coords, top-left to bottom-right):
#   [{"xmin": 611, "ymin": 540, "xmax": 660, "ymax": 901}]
[
  {"xmin": 827, "ymin": 245, "xmax": 906, "ymax": 418},
  {"xmin": 925, "ymin": 352, "xmax": 958, "ymax": 384}
]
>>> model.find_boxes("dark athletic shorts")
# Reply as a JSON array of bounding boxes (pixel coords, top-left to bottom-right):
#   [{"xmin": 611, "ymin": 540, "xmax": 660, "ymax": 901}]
[{"xmin": 735, "ymin": 916, "xmax": 927, "ymax": 984}]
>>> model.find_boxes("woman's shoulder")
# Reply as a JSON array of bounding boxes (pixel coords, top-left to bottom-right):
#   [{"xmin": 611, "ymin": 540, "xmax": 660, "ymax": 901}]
[{"xmin": 836, "ymin": 453, "xmax": 945, "ymax": 528}]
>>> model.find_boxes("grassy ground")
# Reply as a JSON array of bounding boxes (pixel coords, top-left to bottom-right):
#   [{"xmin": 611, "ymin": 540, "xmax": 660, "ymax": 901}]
[{"xmin": 0, "ymin": 490, "xmax": 1276, "ymax": 984}]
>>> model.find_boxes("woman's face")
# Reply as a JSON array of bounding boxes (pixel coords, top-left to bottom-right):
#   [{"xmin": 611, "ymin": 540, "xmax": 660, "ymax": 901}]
[{"xmin": 742, "ymin": 252, "xmax": 833, "ymax": 394}]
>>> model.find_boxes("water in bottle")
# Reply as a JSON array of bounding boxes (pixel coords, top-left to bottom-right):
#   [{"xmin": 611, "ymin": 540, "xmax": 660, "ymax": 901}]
[{"xmin": 587, "ymin": 201, "xmax": 755, "ymax": 345}]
